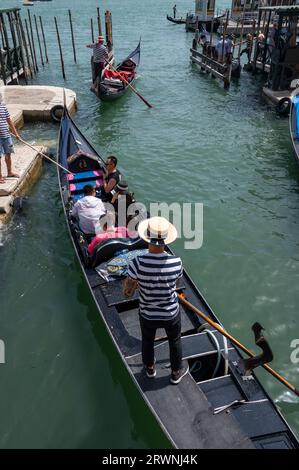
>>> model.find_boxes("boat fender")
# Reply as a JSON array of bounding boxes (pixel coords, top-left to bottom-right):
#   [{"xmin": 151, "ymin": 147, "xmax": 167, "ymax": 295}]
[
  {"xmin": 50, "ymin": 105, "xmax": 64, "ymax": 123},
  {"xmin": 276, "ymin": 97, "xmax": 291, "ymax": 116}
]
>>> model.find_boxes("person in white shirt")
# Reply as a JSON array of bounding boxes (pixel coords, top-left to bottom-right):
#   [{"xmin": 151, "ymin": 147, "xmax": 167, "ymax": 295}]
[
  {"xmin": 216, "ymin": 37, "xmax": 227, "ymax": 63},
  {"xmin": 71, "ymin": 184, "xmax": 106, "ymax": 235}
]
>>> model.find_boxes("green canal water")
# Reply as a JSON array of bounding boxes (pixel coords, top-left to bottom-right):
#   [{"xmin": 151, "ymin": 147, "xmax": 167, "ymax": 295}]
[{"xmin": 0, "ymin": 0, "xmax": 298, "ymax": 448}]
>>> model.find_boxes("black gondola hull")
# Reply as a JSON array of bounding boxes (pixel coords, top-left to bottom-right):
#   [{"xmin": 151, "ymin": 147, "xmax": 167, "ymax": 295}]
[{"xmin": 57, "ymin": 109, "xmax": 299, "ymax": 449}]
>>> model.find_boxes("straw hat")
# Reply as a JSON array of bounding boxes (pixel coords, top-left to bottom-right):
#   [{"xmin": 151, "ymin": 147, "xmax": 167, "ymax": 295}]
[
  {"xmin": 116, "ymin": 180, "xmax": 128, "ymax": 192},
  {"xmin": 138, "ymin": 216, "xmax": 177, "ymax": 246},
  {"xmin": 97, "ymin": 35, "xmax": 104, "ymax": 42}
]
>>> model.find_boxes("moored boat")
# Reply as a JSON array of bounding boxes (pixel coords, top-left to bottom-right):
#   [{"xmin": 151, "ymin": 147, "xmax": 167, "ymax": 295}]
[
  {"xmin": 289, "ymin": 88, "xmax": 299, "ymax": 166},
  {"xmin": 57, "ymin": 107, "xmax": 299, "ymax": 449},
  {"xmin": 185, "ymin": 13, "xmax": 225, "ymax": 33},
  {"xmin": 95, "ymin": 41, "xmax": 140, "ymax": 102}
]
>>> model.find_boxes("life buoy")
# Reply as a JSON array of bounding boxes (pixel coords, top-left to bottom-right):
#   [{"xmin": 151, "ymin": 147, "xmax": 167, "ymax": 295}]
[
  {"xmin": 276, "ymin": 97, "xmax": 291, "ymax": 116},
  {"xmin": 50, "ymin": 105, "xmax": 64, "ymax": 123}
]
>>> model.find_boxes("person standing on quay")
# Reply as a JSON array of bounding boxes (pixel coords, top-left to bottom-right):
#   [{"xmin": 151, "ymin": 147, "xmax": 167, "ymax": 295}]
[
  {"xmin": 0, "ymin": 93, "xmax": 20, "ymax": 184},
  {"xmin": 123, "ymin": 216, "xmax": 189, "ymax": 385}
]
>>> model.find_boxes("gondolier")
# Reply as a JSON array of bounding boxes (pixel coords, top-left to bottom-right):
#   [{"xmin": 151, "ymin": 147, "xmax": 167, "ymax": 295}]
[
  {"xmin": 124, "ymin": 216, "xmax": 189, "ymax": 385},
  {"xmin": 86, "ymin": 35, "xmax": 108, "ymax": 82}
]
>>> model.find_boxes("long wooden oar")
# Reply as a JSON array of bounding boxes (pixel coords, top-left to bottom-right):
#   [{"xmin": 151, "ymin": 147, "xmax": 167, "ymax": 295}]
[
  {"xmin": 19, "ymin": 138, "xmax": 72, "ymax": 174},
  {"xmin": 178, "ymin": 293, "xmax": 299, "ymax": 397},
  {"xmin": 104, "ymin": 59, "xmax": 153, "ymax": 109}
]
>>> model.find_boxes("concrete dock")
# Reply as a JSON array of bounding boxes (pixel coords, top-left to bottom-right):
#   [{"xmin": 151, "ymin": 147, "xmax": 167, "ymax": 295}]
[
  {"xmin": 0, "ymin": 85, "xmax": 77, "ymax": 125},
  {"xmin": 0, "ymin": 144, "xmax": 47, "ymax": 223},
  {"xmin": 0, "ymin": 85, "xmax": 77, "ymax": 224}
]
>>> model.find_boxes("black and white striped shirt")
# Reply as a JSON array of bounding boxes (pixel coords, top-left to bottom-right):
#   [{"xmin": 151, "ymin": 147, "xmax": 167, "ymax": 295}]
[
  {"xmin": 0, "ymin": 104, "xmax": 10, "ymax": 138},
  {"xmin": 87, "ymin": 43, "xmax": 108, "ymax": 63},
  {"xmin": 128, "ymin": 251, "xmax": 183, "ymax": 321}
]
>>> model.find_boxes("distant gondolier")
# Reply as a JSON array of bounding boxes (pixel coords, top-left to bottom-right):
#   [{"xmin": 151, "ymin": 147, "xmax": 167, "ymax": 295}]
[
  {"xmin": 173, "ymin": 4, "xmax": 177, "ymax": 18},
  {"xmin": 86, "ymin": 35, "xmax": 108, "ymax": 83}
]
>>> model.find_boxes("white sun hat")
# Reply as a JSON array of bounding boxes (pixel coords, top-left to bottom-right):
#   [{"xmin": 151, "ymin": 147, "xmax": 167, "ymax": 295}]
[{"xmin": 138, "ymin": 216, "xmax": 177, "ymax": 246}]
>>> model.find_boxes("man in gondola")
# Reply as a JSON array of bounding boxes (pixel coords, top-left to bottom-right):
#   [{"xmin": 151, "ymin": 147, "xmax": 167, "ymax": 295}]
[
  {"xmin": 86, "ymin": 35, "xmax": 108, "ymax": 83},
  {"xmin": 101, "ymin": 155, "xmax": 120, "ymax": 202},
  {"xmin": 71, "ymin": 184, "xmax": 106, "ymax": 236},
  {"xmin": 123, "ymin": 216, "xmax": 189, "ymax": 385}
]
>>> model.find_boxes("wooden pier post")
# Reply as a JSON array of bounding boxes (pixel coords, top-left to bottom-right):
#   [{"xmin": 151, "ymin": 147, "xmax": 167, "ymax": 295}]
[
  {"xmin": 0, "ymin": 13, "xmax": 14, "ymax": 83},
  {"xmin": 13, "ymin": 11, "xmax": 28, "ymax": 83},
  {"xmin": 34, "ymin": 14, "xmax": 44, "ymax": 67},
  {"xmin": 28, "ymin": 10, "xmax": 39, "ymax": 72},
  {"xmin": 97, "ymin": 7, "xmax": 102, "ymax": 36},
  {"xmin": 7, "ymin": 11, "xmax": 21, "ymax": 82},
  {"xmin": 68, "ymin": 10, "xmax": 77, "ymax": 64},
  {"xmin": 90, "ymin": 18, "xmax": 95, "ymax": 43},
  {"xmin": 237, "ymin": 3, "xmax": 247, "ymax": 61},
  {"xmin": 0, "ymin": 48, "xmax": 6, "ymax": 85},
  {"xmin": 54, "ymin": 16, "xmax": 66, "ymax": 80},
  {"xmin": 17, "ymin": 12, "xmax": 33, "ymax": 79},
  {"xmin": 39, "ymin": 16, "xmax": 49, "ymax": 63},
  {"xmin": 105, "ymin": 10, "xmax": 113, "ymax": 49},
  {"xmin": 25, "ymin": 18, "xmax": 36, "ymax": 74}
]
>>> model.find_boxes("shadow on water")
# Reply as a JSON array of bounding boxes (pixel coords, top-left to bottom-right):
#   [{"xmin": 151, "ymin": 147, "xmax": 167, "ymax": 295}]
[{"xmin": 75, "ymin": 271, "xmax": 172, "ymax": 449}]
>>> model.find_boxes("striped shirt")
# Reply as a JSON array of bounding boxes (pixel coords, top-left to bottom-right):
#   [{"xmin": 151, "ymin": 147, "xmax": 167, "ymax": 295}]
[
  {"xmin": 88, "ymin": 43, "xmax": 108, "ymax": 63},
  {"xmin": 0, "ymin": 104, "xmax": 10, "ymax": 138},
  {"xmin": 128, "ymin": 251, "xmax": 183, "ymax": 321}
]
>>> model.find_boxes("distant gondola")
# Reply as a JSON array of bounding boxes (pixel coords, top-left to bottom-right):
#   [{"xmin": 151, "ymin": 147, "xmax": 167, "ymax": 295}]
[
  {"xmin": 57, "ymin": 107, "xmax": 299, "ymax": 450},
  {"xmin": 289, "ymin": 88, "xmax": 299, "ymax": 165},
  {"xmin": 166, "ymin": 14, "xmax": 186, "ymax": 24},
  {"xmin": 95, "ymin": 41, "xmax": 141, "ymax": 102}
]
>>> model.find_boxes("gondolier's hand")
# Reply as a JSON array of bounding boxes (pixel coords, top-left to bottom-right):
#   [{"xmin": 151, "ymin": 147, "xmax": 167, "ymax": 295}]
[
  {"xmin": 123, "ymin": 277, "xmax": 138, "ymax": 298},
  {"xmin": 13, "ymin": 132, "xmax": 21, "ymax": 140}
]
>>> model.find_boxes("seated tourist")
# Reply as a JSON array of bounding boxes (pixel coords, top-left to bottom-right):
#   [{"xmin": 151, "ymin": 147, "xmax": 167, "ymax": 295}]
[
  {"xmin": 101, "ymin": 155, "xmax": 120, "ymax": 201},
  {"xmin": 88, "ymin": 212, "xmax": 129, "ymax": 254},
  {"xmin": 71, "ymin": 184, "xmax": 106, "ymax": 235},
  {"xmin": 111, "ymin": 180, "xmax": 135, "ymax": 226}
]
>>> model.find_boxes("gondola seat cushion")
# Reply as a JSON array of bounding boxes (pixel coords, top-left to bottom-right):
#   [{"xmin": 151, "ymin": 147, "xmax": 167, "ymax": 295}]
[
  {"xmin": 91, "ymin": 237, "xmax": 148, "ymax": 268},
  {"xmin": 67, "ymin": 170, "xmax": 103, "ymax": 182}
]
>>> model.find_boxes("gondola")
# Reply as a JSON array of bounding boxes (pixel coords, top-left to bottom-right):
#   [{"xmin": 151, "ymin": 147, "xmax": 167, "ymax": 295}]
[
  {"xmin": 289, "ymin": 88, "xmax": 299, "ymax": 165},
  {"xmin": 57, "ymin": 107, "xmax": 299, "ymax": 449},
  {"xmin": 185, "ymin": 14, "xmax": 224, "ymax": 33},
  {"xmin": 166, "ymin": 14, "xmax": 186, "ymax": 24},
  {"xmin": 95, "ymin": 41, "xmax": 141, "ymax": 102}
]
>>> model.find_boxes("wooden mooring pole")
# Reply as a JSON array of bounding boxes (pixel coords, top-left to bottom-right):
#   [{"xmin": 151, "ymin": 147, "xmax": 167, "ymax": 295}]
[
  {"xmin": 25, "ymin": 18, "xmax": 36, "ymax": 74},
  {"xmin": 90, "ymin": 18, "xmax": 95, "ymax": 43},
  {"xmin": 39, "ymin": 16, "xmax": 49, "ymax": 63},
  {"xmin": 34, "ymin": 14, "xmax": 44, "ymax": 67},
  {"xmin": 7, "ymin": 12, "xmax": 21, "ymax": 82},
  {"xmin": 54, "ymin": 16, "xmax": 66, "ymax": 80},
  {"xmin": 68, "ymin": 10, "xmax": 77, "ymax": 64},
  {"xmin": 28, "ymin": 10, "xmax": 39, "ymax": 72},
  {"xmin": 0, "ymin": 13, "xmax": 15, "ymax": 83},
  {"xmin": 97, "ymin": 7, "xmax": 102, "ymax": 36},
  {"xmin": 13, "ymin": 11, "xmax": 28, "ymax": 84},
  {"xmin": 17, "ymin": 12, "xmax": 33, "ymax": 78}
]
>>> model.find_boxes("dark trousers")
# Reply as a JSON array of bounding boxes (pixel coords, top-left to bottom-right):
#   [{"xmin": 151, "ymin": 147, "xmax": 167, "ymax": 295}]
[
  {"xmin": 93, "ymin": 61, "xmax": 104, "ymax": 81},
  {"xmin": 139, "ymin": 313, "xmax": 182, "ymax": 371}
]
